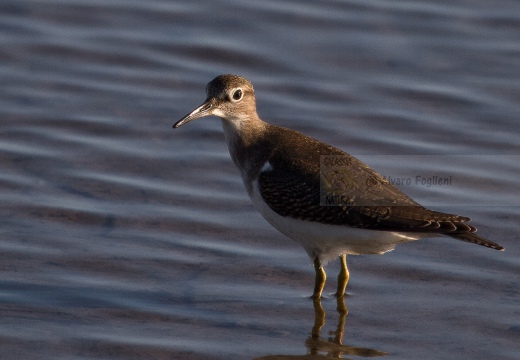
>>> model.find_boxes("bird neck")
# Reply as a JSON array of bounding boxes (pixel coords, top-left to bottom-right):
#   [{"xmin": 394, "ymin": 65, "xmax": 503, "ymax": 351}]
[{"xmin": 220, "ymin": 115, "xmax": 270, "ymax": 193}]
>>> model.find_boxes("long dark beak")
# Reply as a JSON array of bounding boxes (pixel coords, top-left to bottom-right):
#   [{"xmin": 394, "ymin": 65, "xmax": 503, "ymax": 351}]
[{"xmin": 173, "ymin": 99, "xmax": 216, "ymax": 128}]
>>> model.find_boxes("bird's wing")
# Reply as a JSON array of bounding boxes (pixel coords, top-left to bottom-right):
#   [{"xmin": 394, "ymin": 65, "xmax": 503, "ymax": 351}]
[
  {"xmin": 255, "ymin": 125, "xmax": 503, "ymax": 250},
  {"xmin": 258, "ymin": 149, "xmax": 471, "ymax": 232}
]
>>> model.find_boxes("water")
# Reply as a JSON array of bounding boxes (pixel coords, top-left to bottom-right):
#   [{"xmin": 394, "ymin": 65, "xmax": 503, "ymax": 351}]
[{"xmin": 1, "ymin": 0, "xmax": 519, "ymax": 359}]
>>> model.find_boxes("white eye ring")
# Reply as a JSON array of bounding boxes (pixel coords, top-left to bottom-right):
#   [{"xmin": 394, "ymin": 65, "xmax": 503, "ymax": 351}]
[{"xmin": 231, "ymin": 88, "xmax": 243, "ymax": 102}]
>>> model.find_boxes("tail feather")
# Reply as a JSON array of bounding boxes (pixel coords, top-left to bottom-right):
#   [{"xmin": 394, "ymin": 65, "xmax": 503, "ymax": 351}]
[{"xmin": 448, "ymin": 232, "xmax": 504, "ymax": 251}]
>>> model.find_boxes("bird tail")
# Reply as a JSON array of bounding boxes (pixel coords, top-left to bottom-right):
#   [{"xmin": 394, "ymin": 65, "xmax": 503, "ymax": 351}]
[{"xmin": 448, "ymin": 232, "xmax": 504, "ymax": 251}]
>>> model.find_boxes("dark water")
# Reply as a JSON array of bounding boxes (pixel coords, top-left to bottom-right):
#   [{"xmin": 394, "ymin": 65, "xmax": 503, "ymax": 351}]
[{"xmin": 1, "ymin": 0, "xmax": 520, "ymax": 359}]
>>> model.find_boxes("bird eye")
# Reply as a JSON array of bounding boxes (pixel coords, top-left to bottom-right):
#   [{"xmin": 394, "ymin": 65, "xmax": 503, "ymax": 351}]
[{"xmin": 231, "ymin": 88, "xmax": 243, "ymax": 101}]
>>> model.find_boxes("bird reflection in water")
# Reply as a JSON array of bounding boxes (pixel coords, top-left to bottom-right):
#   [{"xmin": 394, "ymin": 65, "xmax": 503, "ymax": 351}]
[{"xmin": 254, "ymin": 297, "xmax": 389, "ymax": 359}]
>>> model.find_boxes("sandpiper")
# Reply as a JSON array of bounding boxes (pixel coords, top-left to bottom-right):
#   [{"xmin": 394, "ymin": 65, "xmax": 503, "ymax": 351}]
[{"xmin": 173, "ymin": 74, "xmax": 504, "ymax": 299}]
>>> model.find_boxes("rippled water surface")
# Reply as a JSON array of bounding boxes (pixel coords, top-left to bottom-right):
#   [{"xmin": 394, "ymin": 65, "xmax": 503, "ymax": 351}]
[{"xmin": 1, "ymin": 0, "xmax": 520, "ymax": 359}]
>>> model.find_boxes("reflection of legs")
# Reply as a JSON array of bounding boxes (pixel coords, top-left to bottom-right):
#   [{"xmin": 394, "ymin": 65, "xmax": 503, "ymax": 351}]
[
  {"xmin": 333, "ymin": 296, "xmax": 348, "ymax": 345},
  {"xmin": 307, "ymin": 295, "xmax": 349, "ymax": 355},
  {"xmin": 307, "ymin": 297, "xmax": 326, "ymax": 356},
  {"xmin": 311, "ymin": 298, "xmax": 325, "ymax": 340},
  {"xmin": 335, "ymin": 255, "xmax": 349, "ymax": 297},
  {"xmin": 307, "ymin": 295, "xmax": 389, "ymax": 357},
  {"xmin": 313, "ymin": 256, "xmax": 326, "ymax": 300}
]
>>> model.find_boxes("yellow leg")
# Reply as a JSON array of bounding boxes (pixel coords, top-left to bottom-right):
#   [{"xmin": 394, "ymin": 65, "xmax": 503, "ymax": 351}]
[
  {"xmin": 335, "ymin": 255, "xmax": 349, "ymax": 298},
  {"xmin": 312, "ymin": 256, "xmax": 326, "ymax": 300}
]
